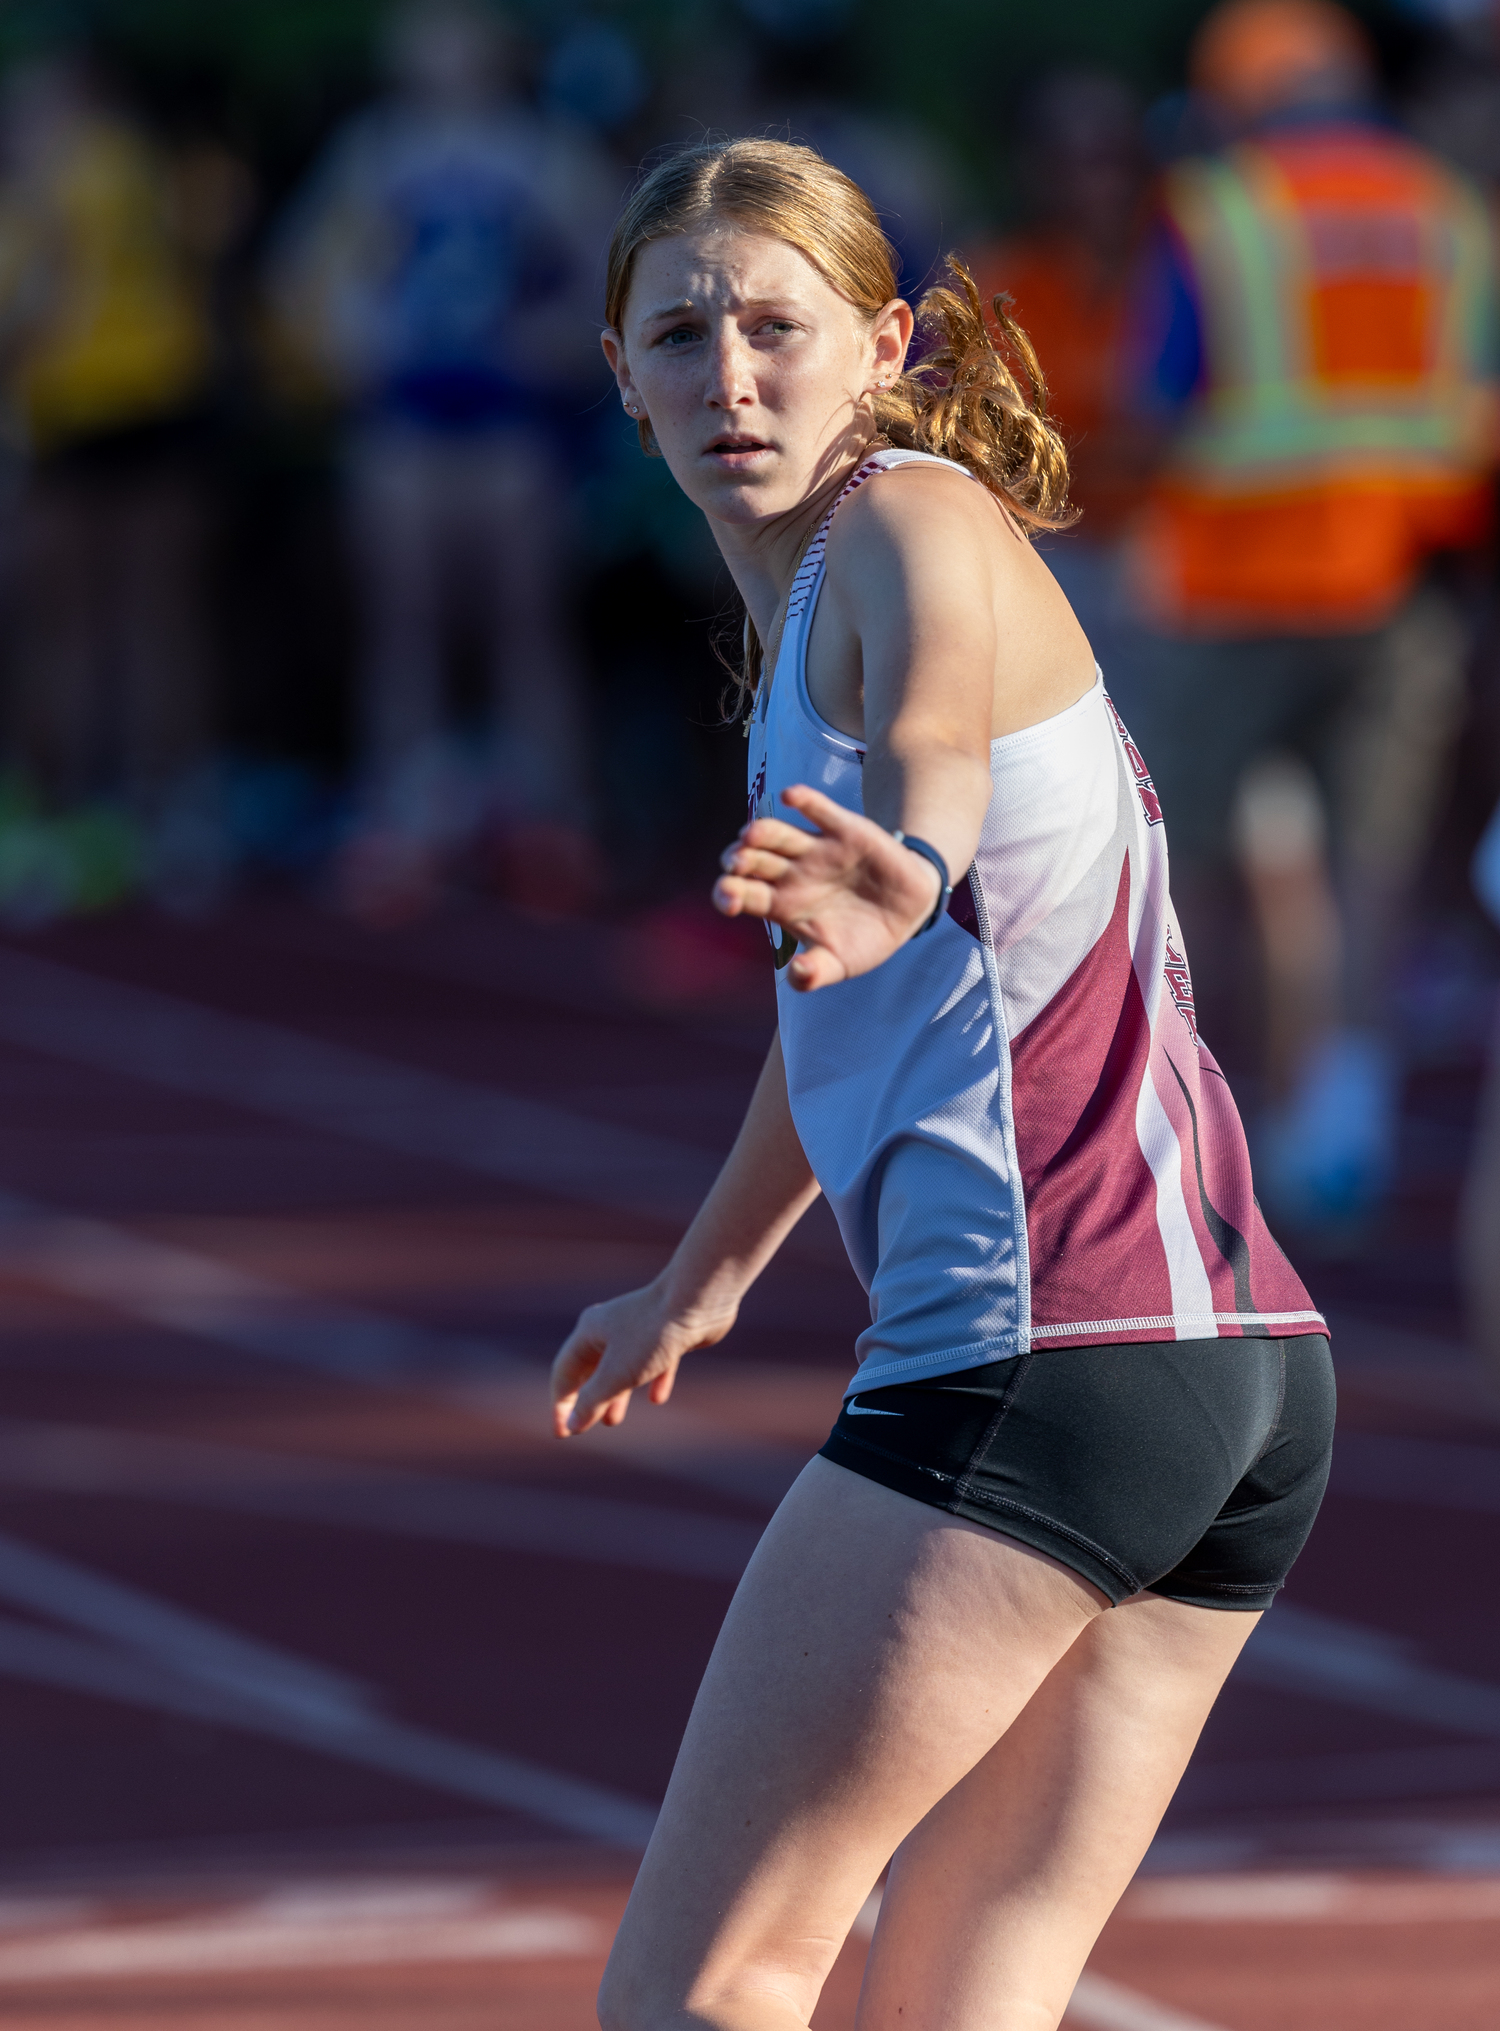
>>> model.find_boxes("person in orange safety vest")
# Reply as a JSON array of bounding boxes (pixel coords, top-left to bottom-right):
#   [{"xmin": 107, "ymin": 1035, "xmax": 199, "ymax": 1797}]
[{"xmin": 1122, "ymin": 0, "xmax": 1498, "ymax": 1230}]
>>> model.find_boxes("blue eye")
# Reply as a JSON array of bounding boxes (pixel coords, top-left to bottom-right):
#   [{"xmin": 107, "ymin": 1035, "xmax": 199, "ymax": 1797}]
[{"xmin": 660, "ymin": 327, "xmax": 700, "ymax": 348}]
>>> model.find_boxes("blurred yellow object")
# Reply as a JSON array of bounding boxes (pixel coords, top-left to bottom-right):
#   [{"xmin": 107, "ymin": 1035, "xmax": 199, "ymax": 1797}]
[
  {"xmin": 1, "ymin": 119, "xmax": 210, "ymax": 451},
  {"xmin": 1191, "ymin": 0, "xmax": 1374, "ymax": 126}
]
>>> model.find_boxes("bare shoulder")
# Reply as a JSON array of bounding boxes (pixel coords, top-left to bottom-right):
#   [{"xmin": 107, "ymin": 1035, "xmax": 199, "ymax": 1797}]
[
  {"xmin": 824, "ymin": 459, "xmax": 1009, "ymax": 568},
  {"xmin": 817, "ymin": 455, "xmax": 1095, "ymax": 732},
  {"xmin": 821, "ymin": 459, "xmax": 1047, "ymax": 631}
]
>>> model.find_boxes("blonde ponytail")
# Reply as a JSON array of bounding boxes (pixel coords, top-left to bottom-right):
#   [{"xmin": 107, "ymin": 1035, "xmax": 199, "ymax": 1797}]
[{"xmin": 879, "ymin": 256, "xmax": 1077, "ymax": 532}]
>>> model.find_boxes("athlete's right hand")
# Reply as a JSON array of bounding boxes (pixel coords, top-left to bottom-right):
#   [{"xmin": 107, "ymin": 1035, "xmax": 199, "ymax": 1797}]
[
  {"xmin": 713, "ymin": 785, "xmax": 946, "ymax": 991},
  {"xmin": 550, "ymin": 1282, "xmax": 737, "ymax": 1438}
]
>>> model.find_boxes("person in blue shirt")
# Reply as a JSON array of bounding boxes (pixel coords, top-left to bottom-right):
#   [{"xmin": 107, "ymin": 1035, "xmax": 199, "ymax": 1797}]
[{"xmin": 270, "ymin": 1, "xmax": 614, "ymax": 919}]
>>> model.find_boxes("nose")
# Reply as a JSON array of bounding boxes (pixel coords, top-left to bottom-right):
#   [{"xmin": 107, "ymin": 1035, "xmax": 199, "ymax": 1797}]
[{"xmin": 703, "ymin": 323, "xmax": 755, "ymax": 411}]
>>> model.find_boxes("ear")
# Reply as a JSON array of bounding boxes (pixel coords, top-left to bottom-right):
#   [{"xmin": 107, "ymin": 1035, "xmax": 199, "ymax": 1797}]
[
  {"xmin": 869, "ymin": 297, "xmax": 914, "ymax": 386},
  {"xmin": 601, "ymin": 327, "xmax": 636, "ymax": 406}
]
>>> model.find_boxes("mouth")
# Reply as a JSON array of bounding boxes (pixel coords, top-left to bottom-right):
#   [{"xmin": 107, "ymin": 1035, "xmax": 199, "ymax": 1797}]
[{"xmin": 705, "ymin": 435, "xmax": 772, "ymax": 460}]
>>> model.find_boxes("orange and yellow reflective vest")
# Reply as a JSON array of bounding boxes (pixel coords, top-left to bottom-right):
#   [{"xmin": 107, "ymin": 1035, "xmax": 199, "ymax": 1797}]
[{"xmin": 1133, "ymin": 124, "xmax": 1498, "ymax": 635}]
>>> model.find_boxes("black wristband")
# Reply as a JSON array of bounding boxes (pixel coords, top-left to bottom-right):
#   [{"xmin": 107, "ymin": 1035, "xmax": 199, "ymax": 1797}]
[{"xmin": 891, "ymin": 830, "xmax": 952, "ymax": 934}]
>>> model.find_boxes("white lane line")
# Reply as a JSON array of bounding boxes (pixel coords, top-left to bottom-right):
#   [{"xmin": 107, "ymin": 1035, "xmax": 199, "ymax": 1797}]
[
  {"xmin": 0, "ymin": 1194, "xmax": 811, "ymax": 1510},
  {"xmin": 0, "ymin": 1530, "xmax": 657, "ymax": 1847},
  {"xmin": 0, "ymin": 1419, "xmax": 762, "ymax": 1582},
  {"xmin": 0, "ymin": 1529, "xmax": 370, "ymax": 1725},
  {"xmin": 1240, "ymin": 1604, "xmax": 1500, "ymax": 1739},
  {"xmin": 1066, "ymin": 1974, "xmax": 1229, "ymax": 2031},
  {"xmin": 1126, "ymin": 1872, "xmax": 1500, "ymax": 1923},
  {"xmin": 1331, "ymin": 1432, "xmax": 1500, "ymax": 1513},
  {"xmin": 0, "ymin": 1193, "xmax": 522, "ymax": 1383},
  {"xmin": 0, "ymin": 949, "xmax": 719, "ymax": 1220},
  {"xmin": 0, "ymin": 1611, "xmax": 656, "ymax": 1845},
  {"xmin": 0, "ymin": 1883, "xmax": 607, "ymax": 1981}
]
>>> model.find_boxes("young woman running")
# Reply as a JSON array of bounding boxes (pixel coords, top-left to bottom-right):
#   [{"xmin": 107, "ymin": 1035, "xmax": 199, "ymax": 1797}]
[{"xmin": 552, "ymin": 138, "xmax": 1333, "ymax": 2031}]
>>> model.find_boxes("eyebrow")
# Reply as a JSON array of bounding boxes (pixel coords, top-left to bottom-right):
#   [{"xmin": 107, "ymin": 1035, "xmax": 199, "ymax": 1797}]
[{"xmin": 638, "ymin": 295, "xmax": 804, "ymax": 326}]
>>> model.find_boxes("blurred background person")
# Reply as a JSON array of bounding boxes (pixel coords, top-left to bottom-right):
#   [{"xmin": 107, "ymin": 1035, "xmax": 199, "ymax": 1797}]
[
  {"xmin": 1413, "ymin": 0, "xmax": 1500, "ymax": 1387},
  {"xmin": 969, "ymin": 71, "xmax": 1153, "ymax": 704},
  {"xmin": 1464, "ymin": 791, "xmax": 1500, "ymax": 1385},
  {"xmin": 1121, "ymin": 0, "xmax": 1499, "ymax": 1231},
  {"xmin": 0, "ymin": 48, "xmax": 224, "ymax": 920},
  {"xmin": 268, "ymin": 0, "xmax": 613, "ymax": 923}
]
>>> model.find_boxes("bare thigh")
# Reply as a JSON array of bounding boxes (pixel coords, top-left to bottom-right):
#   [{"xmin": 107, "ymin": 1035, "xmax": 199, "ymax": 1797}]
[
  {"xmin": 859, "ymin": 1591, "xmax": 1260, "ymax": 2031},
  {"xmin": 600, "ymin": 1456, "xmax": 1106, "ymax": 2031}
]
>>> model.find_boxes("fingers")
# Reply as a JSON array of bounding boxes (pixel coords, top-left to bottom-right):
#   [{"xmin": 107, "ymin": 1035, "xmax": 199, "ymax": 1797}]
[
  {"xmin": 787, "ymin": 944, "xmax": 848, "ymax": 992},
  {"xmin": 735, "ymin": 814, "xmax": 821, "ymax": 857},
  {"xmin": 551, "ymin": 1317, "xmax": 601, "ymax": 1401},
  {"xmin": 552, "ymin": 1297, "xmax": 683, "ymax": 1436},
  {"xmin": 715, "ymin": 802, "xmax": 853, "ymax": 921},
  {"xmin": 779, "ymin": 784, "xmax": 861, "ymax": 836},
  {"xmin": 721, "ymin": 797, "xmax": 854, "ymax": 872},
  {"xmin": 564, "ymin": 1386, "xmax": 627, "ymax": 1437},
  {"xmin": 564, "ymin": 1372, "xmax": 621, "ymax": 1435},
  {"xmin": 718, "ymin": 844, "xmax": 794, "ymax": 883},
  {"xmin": 570, "ymin": 1353, "xmax": 661, "ymax": 1434},
  {"xmin": 712, "ymin": 873, "xmax": 781, "ymax": 920},
  {"xmin": 552, "ymin": 1312, "xmax": 617, "ymax": 1436}
]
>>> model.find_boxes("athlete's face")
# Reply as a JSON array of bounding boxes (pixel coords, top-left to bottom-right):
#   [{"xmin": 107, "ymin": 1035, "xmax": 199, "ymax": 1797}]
[{"xmin": 602, "ymin": 226, "xmax": 910, "ymax": 528}]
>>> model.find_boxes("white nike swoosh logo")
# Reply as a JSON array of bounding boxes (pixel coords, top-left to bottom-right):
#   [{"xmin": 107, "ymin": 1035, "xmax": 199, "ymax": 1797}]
[{"xmin": 844, "ymin": 1396, "xmax": 902, "ymax": 1417}]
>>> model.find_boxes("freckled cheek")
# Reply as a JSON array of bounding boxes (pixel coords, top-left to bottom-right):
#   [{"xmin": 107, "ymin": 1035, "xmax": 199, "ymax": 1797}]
[{"xmin": 635, "ymin": 361, "xmax": 699, "ymax": 420}]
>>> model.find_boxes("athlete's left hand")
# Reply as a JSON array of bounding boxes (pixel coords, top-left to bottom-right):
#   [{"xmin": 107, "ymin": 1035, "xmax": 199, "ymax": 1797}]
[{"xmin": 713, "ymin": 784, "xmax": 944, "ymax": 991}]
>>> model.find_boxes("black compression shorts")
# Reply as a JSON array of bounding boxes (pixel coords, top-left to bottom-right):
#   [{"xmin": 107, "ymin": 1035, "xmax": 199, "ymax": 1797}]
[{"xmin": 819, "ymin": 1334, "xmax": 1335, "ymax": 1610}]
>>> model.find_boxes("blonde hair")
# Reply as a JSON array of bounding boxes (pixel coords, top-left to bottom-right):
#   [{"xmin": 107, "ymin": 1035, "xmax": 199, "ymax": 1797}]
[{"xmin": 604, "ymin": 137, "xmax": 1076, "ymax": 707}]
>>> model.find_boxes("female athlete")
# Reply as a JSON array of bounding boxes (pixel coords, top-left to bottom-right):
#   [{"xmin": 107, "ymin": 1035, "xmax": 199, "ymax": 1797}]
[{"xmin": 552, "ymin": 139, "xmax": 1333, "ymax": 2031}]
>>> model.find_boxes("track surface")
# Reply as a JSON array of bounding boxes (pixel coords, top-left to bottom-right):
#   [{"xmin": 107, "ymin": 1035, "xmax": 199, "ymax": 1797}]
[{"xmin": 0, "ymin": 895, "xmax": 1494, "ymax": 2029}]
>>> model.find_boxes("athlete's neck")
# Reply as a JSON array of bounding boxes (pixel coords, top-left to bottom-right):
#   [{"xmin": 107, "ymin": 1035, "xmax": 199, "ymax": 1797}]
[{"xmin": 706, "ymin": 445, "xmax": 874, "ymax": 643}]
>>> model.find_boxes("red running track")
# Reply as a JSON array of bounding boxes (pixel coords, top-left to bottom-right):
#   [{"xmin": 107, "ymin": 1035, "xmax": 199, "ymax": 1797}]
[{"xmin": 0, "ymin": 895, "xmax": 1492, "ymax": 2029}]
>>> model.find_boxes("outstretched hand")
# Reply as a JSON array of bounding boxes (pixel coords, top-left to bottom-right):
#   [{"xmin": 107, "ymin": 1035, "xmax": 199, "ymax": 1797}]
[{"xmin": 713, "ymin": 785, "xmax": 944, "ymax": 990}]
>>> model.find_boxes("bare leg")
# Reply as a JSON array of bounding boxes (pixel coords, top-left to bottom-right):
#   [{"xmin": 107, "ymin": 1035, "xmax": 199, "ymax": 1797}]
[
  {"xmin": 336, "ymin": 430, "xmax": 454, "ymax": 919},
  {"xmin": 1332, "ymin": 587, "xmax": 1467, "ymax": 1033},
  {"xmin": 858, "ymin": 1593, "xmax": 1259, "ymax": 2031},
  {"xmin": 347, "ymin": 430, "xmax": 447, "ymax": 785},
  {"xmin": 1231, "ymin": 754, "xmax": 1341, "ymax": 1101},
  {"xmin": 601, "ymin": 1458, "xmax": 1108, "ymax": 2031},
  {"xmin": 471, "ymin": 433, "xmax": 591, "ymax": 824}
]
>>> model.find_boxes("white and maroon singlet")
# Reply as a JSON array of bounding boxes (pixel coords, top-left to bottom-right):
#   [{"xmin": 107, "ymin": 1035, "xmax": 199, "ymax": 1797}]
[{"xmin": 746, "ymin": 446, "xmax": 1325, "ymax": 1396}]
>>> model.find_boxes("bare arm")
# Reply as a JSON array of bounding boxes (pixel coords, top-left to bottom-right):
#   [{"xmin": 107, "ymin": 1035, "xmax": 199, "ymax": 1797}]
[
  {"xmin": 551, "ymin": 1031, "xmax": 819, "ymax": 1436},
  {"xmin": 714, "ymin": 469, "xmax": 1002, "ymax": 990}
]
